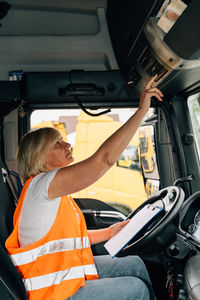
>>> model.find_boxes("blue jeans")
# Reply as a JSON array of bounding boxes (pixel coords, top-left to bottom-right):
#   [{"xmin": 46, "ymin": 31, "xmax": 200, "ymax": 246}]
[{"xmin": 67, "ymin": 255, "xmax": 156, "ymax": 300}]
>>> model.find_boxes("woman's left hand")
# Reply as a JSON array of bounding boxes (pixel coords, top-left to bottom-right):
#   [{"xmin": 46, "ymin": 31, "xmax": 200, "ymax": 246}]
[
  {"xmin": 108, "ymin": 220, "xmax": 130, "ymax": 239},
  {"xmin": 88, "ymin": 220, "xmax": 130, "ymax": 244}
]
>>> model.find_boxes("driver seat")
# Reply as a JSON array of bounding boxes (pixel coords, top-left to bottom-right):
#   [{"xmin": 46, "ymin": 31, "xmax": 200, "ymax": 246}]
[
  {"xmin": 0, "ymin": 156, "xmax": 27, "ymax": 299},
  {"xmin": 184, "ymin": 255, "xmax": 200, "ymax": 300}
]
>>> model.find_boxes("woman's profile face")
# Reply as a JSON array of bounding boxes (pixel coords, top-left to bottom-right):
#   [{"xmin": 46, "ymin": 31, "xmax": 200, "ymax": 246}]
[{"xmin": 45, "ymin": 137, "xmax": 74, "ymax": 170}]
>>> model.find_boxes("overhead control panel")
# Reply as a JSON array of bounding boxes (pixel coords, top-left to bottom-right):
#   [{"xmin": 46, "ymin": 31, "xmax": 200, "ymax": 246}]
[{"xmin": 107, "ymin": 0, "xmax": 200, "ymax": 97}]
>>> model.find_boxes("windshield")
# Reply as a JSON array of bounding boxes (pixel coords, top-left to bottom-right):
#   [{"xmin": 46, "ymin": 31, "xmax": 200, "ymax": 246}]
[{"xmin": 31, "ymin": 108, "xmax": 156, "ymax": 215}]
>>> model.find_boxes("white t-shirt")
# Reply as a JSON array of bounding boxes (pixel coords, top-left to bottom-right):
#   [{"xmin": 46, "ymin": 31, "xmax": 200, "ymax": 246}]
[{"xmin": 18, "ymin": 169, "xmax": 61, "ymax": 248}]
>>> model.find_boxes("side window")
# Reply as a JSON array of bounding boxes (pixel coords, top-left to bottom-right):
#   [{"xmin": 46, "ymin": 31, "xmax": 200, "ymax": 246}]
[{"xmin": 188, "ymin": 93, "xmax": 200, "ymax": 159}]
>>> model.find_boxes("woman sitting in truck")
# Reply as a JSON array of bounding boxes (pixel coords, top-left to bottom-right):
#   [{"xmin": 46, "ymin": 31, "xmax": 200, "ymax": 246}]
[{"xmin": 6, "ymin": 75, "xmax": 163, "ymax": 300}]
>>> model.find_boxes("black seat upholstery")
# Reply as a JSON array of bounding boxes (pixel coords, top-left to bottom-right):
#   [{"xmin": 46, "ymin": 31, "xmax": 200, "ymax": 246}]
[
  {"xmin": 0, "ymin": 243, "xmax": 27, "ymax": 300},
  {"xmin": 0, "ymin": 165, "xmax": 16, "ymax": 249},
  {"xmin": 0, "ymin": 157, "xmax": 27, "ymax": 299}
]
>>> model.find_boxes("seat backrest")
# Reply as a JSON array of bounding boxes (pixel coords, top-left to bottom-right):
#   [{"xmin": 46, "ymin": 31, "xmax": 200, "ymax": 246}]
[
  {"xmin": 0, "ymin": 157, "xmax": 27, "ymax": 299},
  {"xmin": 0, "ymin": 243, "xmax": 27, "ymax": 300},
  {"xmin": 0, "ymin": 164, "xmax": 16, "ymax": 249}
]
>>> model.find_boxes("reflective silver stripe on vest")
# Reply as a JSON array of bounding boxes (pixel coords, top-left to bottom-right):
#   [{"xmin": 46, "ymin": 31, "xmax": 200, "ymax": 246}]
[
  {"xmin": 11, "ymin": 237, "xmax": 90, "ymax": 266},
  {"xmin": 23, "ymin": 264, "xmax": 97, "ymax": 291},
  {"xmin": 84, "ymin": 264, "xmax": 98, "ymax": 276},
  {"xmin": 82, "ymin": 236, "xmax": 90, "ymax": 248}
]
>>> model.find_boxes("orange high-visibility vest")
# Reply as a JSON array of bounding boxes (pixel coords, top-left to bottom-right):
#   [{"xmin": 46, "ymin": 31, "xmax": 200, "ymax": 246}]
[{"xmin": 5, "ymin": 177, "xmax": 99, "ymax": 300}]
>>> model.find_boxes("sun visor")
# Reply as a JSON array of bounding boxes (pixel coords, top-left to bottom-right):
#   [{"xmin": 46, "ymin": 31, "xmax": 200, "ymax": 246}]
[{"xmin": 21, "ymin": 71, "xmax": 129, "ymax": 105}]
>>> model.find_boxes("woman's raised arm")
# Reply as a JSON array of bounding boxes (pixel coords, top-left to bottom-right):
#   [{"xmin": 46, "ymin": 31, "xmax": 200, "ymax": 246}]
[{"xmin": 48, "ymin": 75, "xmax": 163, "ymax": 199}]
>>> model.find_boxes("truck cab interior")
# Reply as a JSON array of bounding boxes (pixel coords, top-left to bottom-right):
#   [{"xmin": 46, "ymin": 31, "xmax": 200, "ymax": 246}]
[{"xmin": 0, "ymin": 0, "xmax": 200, "ymax": 299}]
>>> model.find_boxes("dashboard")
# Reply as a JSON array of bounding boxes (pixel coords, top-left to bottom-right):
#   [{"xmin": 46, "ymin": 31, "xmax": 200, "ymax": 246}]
[
  {"xmin": 188, "ymin": 210, "xmax": 200, "ymax": 241},
  {"xmin": 179, "ymin": 193, "xmax": 200, "ymax": 245}
]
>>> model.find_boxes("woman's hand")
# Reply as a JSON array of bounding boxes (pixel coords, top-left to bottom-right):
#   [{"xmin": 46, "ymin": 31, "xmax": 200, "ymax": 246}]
[
  {"xmin": 108, "ymin": 220, "xmax": 130, "ymax": 239},
  {"xmin": 88, "ymin": 220, "xmax": 130, "ymax": 245},
  {"xmin": 138, "ymin": 75, "xmax": 163, "ymax": 113}
]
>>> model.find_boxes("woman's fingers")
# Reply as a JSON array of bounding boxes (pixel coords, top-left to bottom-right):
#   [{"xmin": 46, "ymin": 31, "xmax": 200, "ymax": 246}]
[
  {"xmin": 144, "ymin": 75, "xmax": 164, "ymax": 102},
  {"xmin": 144, "ymin": 74, "xmax": 158, "ymax": 89},
  {"xmin": 147, "ymin": 87, "xmax": 164, "ymax": 97},
  {"xmin": 138, "ymin": 75, "xmax": 164, "ymax": 111},
  {"xmin": 146, "ymin": 87, "xmax": 164, "ymax": 101},
  {"xmin": 109, "ymin": 220, "xmax": 130, "ymax": 238},
  {"xmin": 150, "ymin": 92, "xmax": 163, "ymax": 102}
]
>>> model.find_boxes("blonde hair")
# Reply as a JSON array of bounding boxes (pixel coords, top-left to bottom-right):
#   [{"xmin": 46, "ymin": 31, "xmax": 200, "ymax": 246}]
[{"xmin": 17, "ymin": 127, "xmax": 61, "ymax": 184}]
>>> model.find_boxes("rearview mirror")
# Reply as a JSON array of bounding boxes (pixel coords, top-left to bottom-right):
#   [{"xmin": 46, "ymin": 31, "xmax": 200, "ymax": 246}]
[{"xmin": 139, "ymin": 125, "xmax": 160, "ymax": 196}]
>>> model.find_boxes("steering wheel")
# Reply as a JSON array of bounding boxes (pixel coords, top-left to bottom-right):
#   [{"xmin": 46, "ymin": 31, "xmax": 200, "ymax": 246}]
[{"xmin": 121, "ymin": 186, "xmax": 185, "ymax": 255}]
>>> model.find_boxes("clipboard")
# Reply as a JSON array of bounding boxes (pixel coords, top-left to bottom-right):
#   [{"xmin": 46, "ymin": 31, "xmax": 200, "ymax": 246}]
[{"xmin": 104, "ymin": 204, "xmax": 164, "ymax": 257}]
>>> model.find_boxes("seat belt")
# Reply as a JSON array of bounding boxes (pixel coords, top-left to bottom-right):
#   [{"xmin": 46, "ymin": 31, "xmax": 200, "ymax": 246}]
[
  {"xmin": 1, "ymin": 167, "xmax": 18, "ymax": 206},
  {"xmin": 8, "ymin": 169, "xmax": 22, "ymax": 198}
]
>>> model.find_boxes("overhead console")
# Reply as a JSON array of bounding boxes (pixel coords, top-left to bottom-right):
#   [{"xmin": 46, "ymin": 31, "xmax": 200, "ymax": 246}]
[
  {"xmin": 0, "ymin": 4, "xmax": 130, "ymax": 111},
  {"xmin": 107, "ymin": 0, "xmax": 200, "ymax": 97}
]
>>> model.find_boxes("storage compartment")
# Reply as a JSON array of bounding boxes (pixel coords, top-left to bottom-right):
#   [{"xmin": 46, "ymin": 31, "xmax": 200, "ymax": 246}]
[
  {"xmin": 107, "ymin": 0, "xmax": 200, "ymax": 96},
  {"xmin": 164, "ymin": 0, "xmax": 200, "ymax": 60},
  {"xmin": 107, "ymin": 0, "xmax": 159, "ymax": 70},
  {"xmin": 0, "ymin": 7, "xmax": 118, "ymax": 80}
]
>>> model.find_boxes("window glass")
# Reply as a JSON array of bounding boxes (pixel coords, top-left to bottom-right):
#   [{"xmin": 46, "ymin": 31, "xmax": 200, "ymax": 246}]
[
  {"xmin": 139, "ymin": 125, "xmax": 160, "ymax": 196},
  {"xmin": 31, "ymin": 108, "xmax": 157, "ymax": 215},
  {"xmin": 117, "ymin": 145, "xmax": 141, "ymax": 172},
  {"xmin": 188, "ymin": 93, "xmax": 200, "ymax": 159}
]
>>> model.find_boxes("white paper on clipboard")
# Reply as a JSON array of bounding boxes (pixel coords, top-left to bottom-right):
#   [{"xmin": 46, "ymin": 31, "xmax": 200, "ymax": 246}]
[{"xmin": 104, "ymin": 204, "xmax": 164, "ymax": 257}]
